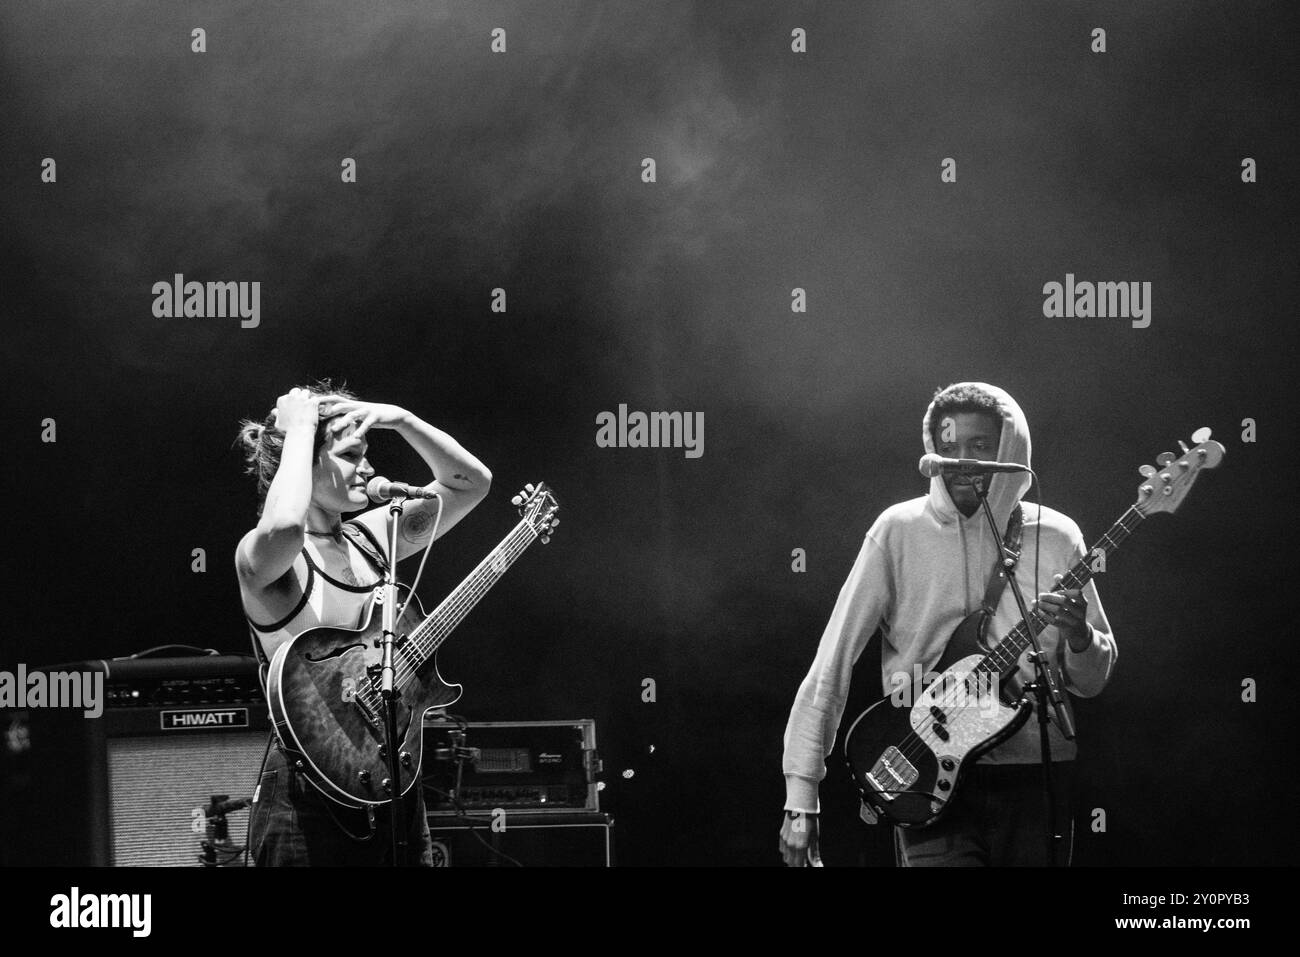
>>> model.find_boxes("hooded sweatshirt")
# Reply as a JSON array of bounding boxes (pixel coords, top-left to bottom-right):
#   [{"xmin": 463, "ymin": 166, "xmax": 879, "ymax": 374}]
[{"xmin": 782, "ymin": 383, "xmax": 1117, "ymax": 814}]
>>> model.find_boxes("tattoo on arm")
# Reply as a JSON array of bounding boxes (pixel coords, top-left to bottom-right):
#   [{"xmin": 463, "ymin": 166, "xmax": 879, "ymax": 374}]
[
  {"xmin": 401, "ymin": 509, "xmax": 434, "ymax": 544},
  {"xmin": 452, "ymin": 473, "xmax": 471, "ymax": 485}
]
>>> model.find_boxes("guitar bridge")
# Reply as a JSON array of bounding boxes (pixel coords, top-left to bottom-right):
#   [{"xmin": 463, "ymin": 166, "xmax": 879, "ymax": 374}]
[
  {"xmin": 352, "ymin": 692, "xmax": 380, "ymax": 732},
  {"xmin": 865, "ymin": 746, "xmax": 917, "ymax": 801}
]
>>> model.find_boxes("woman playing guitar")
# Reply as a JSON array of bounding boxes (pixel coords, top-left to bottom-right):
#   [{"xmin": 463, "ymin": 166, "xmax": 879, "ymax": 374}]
[{"xmin": 234, "ymin": 381, "xmax": 491, "ymax": 865}]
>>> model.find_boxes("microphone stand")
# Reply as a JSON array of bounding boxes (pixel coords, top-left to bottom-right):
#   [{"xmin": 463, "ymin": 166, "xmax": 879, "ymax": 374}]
[
  {"xmin": 971, "ymin": 478, "xmax": 1074, "ymax": 867},
  {"xmin": 376, "ymin": 493, "xmax": 409, "ymax": 866}
]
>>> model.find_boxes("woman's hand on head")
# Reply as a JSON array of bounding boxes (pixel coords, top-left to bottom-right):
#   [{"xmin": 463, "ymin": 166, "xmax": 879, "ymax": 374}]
[
  {"xmin": 319, "ymin": 400, "xmax": 411, "ymax": 447},
  {"xmin": 271, "ymin": 388, "xmax": 326, "ymax": 433}
]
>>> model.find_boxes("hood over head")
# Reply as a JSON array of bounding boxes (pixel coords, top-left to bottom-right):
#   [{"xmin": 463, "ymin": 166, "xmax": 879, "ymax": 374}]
[{"xmin": 921, "ymin": 382, "xmax": 1032, "ymax": 528}]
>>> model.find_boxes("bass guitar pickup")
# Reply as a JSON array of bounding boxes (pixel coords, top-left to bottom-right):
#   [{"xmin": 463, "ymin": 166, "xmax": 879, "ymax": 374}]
[{"xmin": 865, "ymin": 746, "xmax": 917, "ymax": 802}]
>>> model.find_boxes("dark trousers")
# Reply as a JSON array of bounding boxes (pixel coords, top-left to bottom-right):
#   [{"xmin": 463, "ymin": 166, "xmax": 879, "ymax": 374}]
[
  {"xmin": 893, "ymin": 761, "xmax": 1075, "ymax": 867},
  {"xmin": 249, "ymin": 743, "xmax": 433, "ymax": 867}
]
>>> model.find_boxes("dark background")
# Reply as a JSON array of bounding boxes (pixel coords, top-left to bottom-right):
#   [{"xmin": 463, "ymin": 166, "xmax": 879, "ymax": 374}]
[{"xmin": 3, "ymin": 1, "xmax": 1295, "ymax": 865}]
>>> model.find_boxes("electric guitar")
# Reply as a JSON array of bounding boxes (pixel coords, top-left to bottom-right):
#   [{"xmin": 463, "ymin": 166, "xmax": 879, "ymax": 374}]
[
  {"xmin": 266, "ymin": 483, "xmax": 559, "ymax": 808},
  {"xmin": 844, "ymin": 430, "xmax": 1224, "ymax": 828}
]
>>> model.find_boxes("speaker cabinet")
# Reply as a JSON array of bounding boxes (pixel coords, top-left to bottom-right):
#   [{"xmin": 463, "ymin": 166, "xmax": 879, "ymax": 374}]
[
  {"xmin": 1, "ymin": 703, "xmax": 270, "ymax": 866},
  {"xmin": 426, "ymin": 811, "xmax": 614, "ymax": 866}
]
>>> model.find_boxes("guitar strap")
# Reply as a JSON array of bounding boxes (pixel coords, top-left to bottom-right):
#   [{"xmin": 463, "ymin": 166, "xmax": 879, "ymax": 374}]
[
  {"xmin": 979, "ymin": 502, "xmax": 1024, "ymax": 619},
  {"xmin": 342, "ymin": 520, "xmax": 391, "ymax": 575}
]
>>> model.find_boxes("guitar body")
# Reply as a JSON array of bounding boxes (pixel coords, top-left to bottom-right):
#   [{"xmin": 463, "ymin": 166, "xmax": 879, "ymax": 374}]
[
  {"xmin": 844, "ymin": 610, "xmax": 1032, "ymax": 828},
  {"xmin": 264, "ymin": 482, "xmax": 561, "ymax": 810},
  {"xmin": 267, "ymin": 587, "xmax": 463, "ymax": 809}
]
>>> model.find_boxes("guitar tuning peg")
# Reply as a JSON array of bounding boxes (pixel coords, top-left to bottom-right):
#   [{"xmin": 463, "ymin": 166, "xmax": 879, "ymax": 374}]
[
  {"xmin": 540, "ymin": 535, "xmax": 551, "ymax": 545},
  {"xmin": 1191, "ymin": 427, "xmax": 1212, "ymax": 444},
  {"xmin": 1155, "ymin": 452, "xmax": 1175, "ymax": 466},
  {"xmin": 511, "ymin": 495, "xmax": 522, "ymax": 506},
  {"xmin": 1139, "ymin": 465, "xmax": 1157, "ymax": 478},
  {"xmin": 550, "ymin": 518, "xmax": 560, "ymax": 527},
  {"xmin": 525, "ymin": 484, "xmax": 535, "ymax": 492}
]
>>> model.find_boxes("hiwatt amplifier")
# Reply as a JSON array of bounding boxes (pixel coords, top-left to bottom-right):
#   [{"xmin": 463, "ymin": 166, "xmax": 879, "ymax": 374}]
[
  {"xmin": 421, "ymin": 718, "xmax": 601, "ymax": 814},
  {"xmin": 426, "ymin": 810, "xmax": 614, "ymax": 867},
  {"xmin": 0, "ymin": 654, "xmax": 270, "ymax": 866}
]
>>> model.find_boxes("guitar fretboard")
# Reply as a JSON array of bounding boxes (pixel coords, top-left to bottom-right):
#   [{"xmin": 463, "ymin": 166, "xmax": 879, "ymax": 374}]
[
  {"xmin": 976, "ymin": 504, "xmax": 1143, "ymax": 678},
  {"xmin": 402, "ymin": 519, "xmax": 538, "ymax": 668}
]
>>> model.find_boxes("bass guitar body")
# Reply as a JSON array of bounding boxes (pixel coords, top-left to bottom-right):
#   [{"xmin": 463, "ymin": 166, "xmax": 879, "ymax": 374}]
[
  {"xmin": 843, "ymin": 430, "xmax": 1224, "ymax": 829},
  {"xmin": 267, "ymin": 586, "xmax": 462, "ymax": 809},
  {"xmin": 843, "ymin": 609, "xmax": 1030, "ymax": 828}
]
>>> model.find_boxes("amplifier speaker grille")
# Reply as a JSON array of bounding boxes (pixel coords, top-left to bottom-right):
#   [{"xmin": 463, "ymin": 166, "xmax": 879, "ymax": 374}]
[{"xmin": 107, "ymin": 731, "xmax": 268, "ymax": 866}]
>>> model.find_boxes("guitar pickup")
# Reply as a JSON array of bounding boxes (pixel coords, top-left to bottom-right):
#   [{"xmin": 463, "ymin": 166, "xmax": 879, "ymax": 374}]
[{"xmin": 865, "ymin": 746, "xmax": 918, "ymax": 801}]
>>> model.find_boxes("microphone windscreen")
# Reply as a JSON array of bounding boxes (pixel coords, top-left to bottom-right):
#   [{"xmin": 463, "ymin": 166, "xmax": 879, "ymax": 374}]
[
  {"xmin": 365, "ymin": 476, "xmax": 390, "ymax": 503},
  {"xmin": 918, "ymin": 454, "xmax": 944, "ymax": 478}
]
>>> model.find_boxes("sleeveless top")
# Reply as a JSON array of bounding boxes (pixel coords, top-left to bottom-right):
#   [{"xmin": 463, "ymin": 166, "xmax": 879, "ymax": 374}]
[{"xmin": 242, "ymin": 520, "xmax": 392, "ymax": 684}]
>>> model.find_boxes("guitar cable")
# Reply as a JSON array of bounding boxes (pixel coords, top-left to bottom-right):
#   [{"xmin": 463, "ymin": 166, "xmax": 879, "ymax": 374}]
[
  {"xmin": 421, "ymin": 711, "xmax": 524, "ymax": 866},
  {"xmin": 394, "ymin": 493, "xmax": 444, "ymax": 622},
  {"xmin": 243, "ymin": 729, "xmax": 276, "ymax": 867},
  {"xmin": 420, "ymin": 781, "xmax": 524, "ymax": 867},
  {"xmin": 347, "ymin": 492, "xmax": 443, "ymax": 712}
]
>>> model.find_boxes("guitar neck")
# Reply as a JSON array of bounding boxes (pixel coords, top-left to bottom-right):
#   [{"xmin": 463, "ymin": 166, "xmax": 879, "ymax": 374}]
[
  {"xmin": 980, "ymin": 504, "xmax": 1144, "ymax": 676},
  {"xmin": 403, "ymin": 519, "xmax": 539, "ymax": 666}
]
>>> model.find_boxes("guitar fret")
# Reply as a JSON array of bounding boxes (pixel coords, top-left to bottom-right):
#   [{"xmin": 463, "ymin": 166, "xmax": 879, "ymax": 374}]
[
  {"xmin": 389, "ymin": 527, "xmax": 536, "ymax": 690},
  {"xmin": 404, "ymin": 524, "xmax": 536, "ymax": 664},
  {"xmin": 974, "ymin": 506, "xmax": 1144, "ymax": 672}
]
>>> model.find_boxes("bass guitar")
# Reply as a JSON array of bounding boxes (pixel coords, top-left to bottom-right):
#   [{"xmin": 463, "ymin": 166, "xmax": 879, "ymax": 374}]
[
  {"xmin": 844, "ymin": 431, "xmax": 1223, "ymax": 828},
  {"xmin": 267, "ymin": 483, "xmax": 559, "ymax": 808}
]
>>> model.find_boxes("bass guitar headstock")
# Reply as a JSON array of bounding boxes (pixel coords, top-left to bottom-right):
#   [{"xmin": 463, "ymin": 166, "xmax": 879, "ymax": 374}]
[
  {"xmin": 512, "ymin": 482, "xmax": 560, "ymax": 543},
  {"xmin": 1133, "ymin": 427, "xmax": 1225, "ymax": 517}
]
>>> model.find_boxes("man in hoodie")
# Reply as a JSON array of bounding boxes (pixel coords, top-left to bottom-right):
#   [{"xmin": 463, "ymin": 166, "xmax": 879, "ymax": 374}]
[{"xmin": 779, "ymin": 382, "xmax": 1116, "ymax": 866}]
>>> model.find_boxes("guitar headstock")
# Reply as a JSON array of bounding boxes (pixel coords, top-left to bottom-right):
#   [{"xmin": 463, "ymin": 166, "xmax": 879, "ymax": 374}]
[
  {"xmin": 511, "ymin": 482, "xmax": 560, "ymax": 544},
  {"xmin": 1132, "ymin": 427, "xmax": 1225, "ymax": 517}
]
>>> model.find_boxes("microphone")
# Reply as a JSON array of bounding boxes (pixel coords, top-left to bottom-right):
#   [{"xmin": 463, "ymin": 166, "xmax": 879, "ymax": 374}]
[
  {"xmin": 206, "ymin": 796, "xmax": 252, "ymax": 817},
  {"xmin": 918, "ymin": 454, "xmax": 1030, "ymax": 478},
  {"xmin": 366, "ymin": 476, "xmax": 440, "ymax": 502}
]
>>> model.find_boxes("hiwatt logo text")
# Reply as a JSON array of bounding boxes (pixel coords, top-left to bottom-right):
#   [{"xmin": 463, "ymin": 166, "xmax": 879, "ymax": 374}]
[
  {"xmin": 50, "ymin": 887, "xmax": 151, "ymax": 937},
  {"xmin": 160, "ymin": 708, "xmax": 249, "ymax": 730}
]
